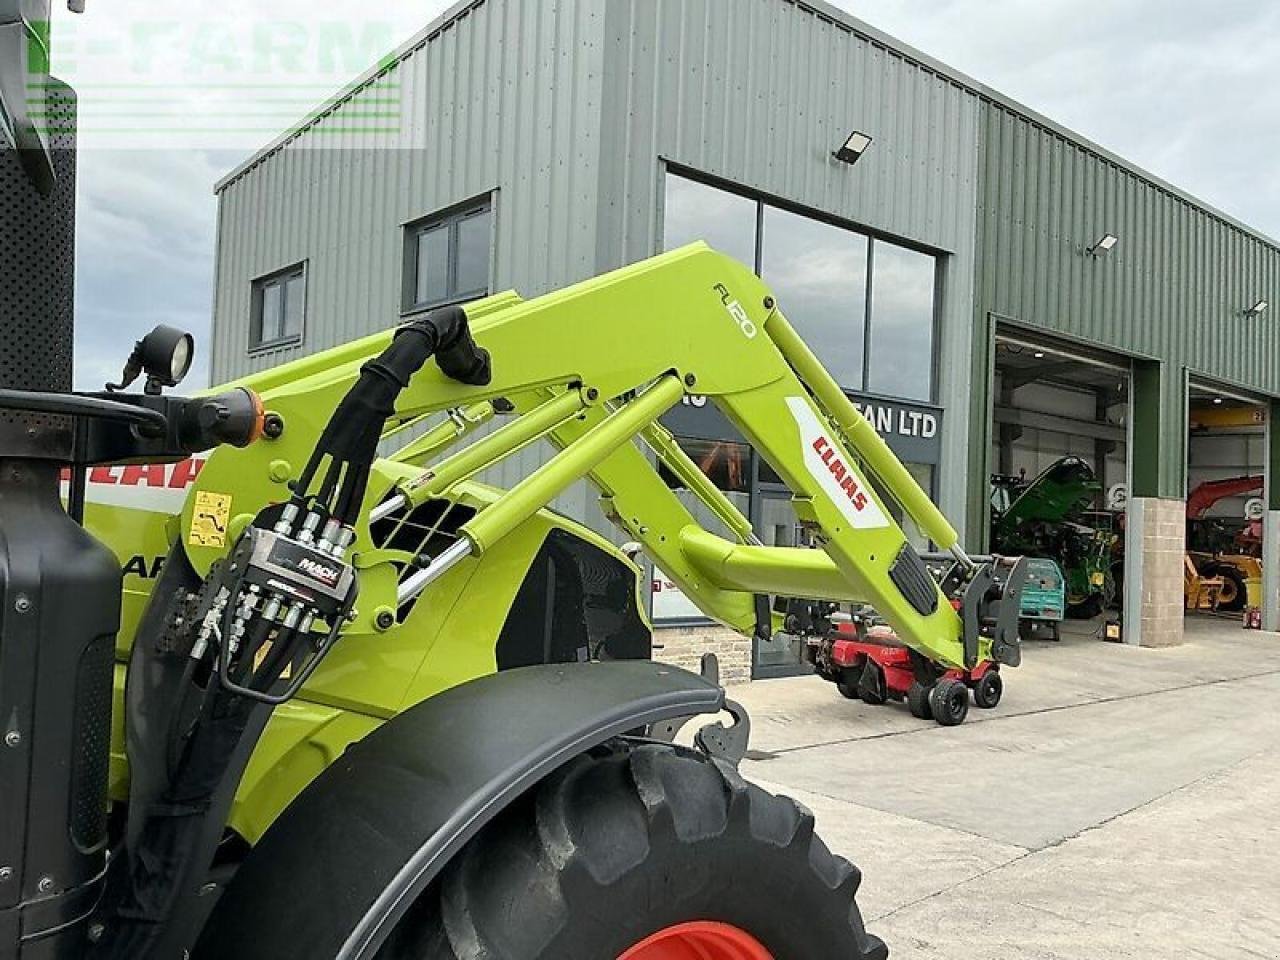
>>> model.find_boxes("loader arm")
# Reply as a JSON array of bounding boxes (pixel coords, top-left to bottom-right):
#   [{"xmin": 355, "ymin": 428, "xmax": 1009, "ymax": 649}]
[
  {"xmin": 1185, "ymin": 474, "xmax": 1264, "ymax": 520},
  {"xmin": 190, "ymin": 243, "xmax": 1015, "ymax": 670}
]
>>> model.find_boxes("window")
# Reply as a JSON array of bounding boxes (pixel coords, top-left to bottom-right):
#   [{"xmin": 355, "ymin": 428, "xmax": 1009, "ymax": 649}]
[
  {"xmin": 661, "ymin": 170, "xmax": 938, "ymax": 401},
  {"xmin": 867, "ymin": 244, "xmax": 936, "ymax": 401},
  {"xmin": 869, "ymin": 462, "xmax": 936, "ymax": 550},
  {"xmin": 658, "ymin": 438, "xmax": 752, "ymax": 494},
  {"xmin": 760, "ymin": 207, "xmax": 869, "ymax": 390},
  {"xmin": 404, "ymin": 201, "xmax": 493, "ymax": 312},
  {"xmin": 251, "ymin": 263, "xmax": 306, "ymax": 349},
  {"xmin": 662, "ymin": 174, "xmax": 758, "ymax": 269}
]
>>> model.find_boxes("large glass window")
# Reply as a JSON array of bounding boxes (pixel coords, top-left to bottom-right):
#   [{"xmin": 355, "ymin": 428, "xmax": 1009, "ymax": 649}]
[
  {"xmin": 652, "ymin": 436, "xmax": 753, "ymax": 624},
  {"xmin": 404, "ymin": 200, "xmax": 493, "ymax": 312},
  {"xmin": 761, "ymin": 207, "xmax": 869, "ymax": 390},
  {"xmin": 868, "ymin": 243, "xmax": 936, "ymax": 401},
  {"xmin": 661, "ymin": 170, "xmax": 937, "ymax": 402},
  {"xmin": 250, "ymin": 263, "xmax": 306, "ymax": 350},
  {"xmin": 868, "ymin": 462, "xmax": 935, "ymax": 551},
  {"xmin": 656, "ymin": 437, "xmax": 752, "ymax": 540},
  {"xmin": 662, "ymin": 174, "xmax": 758, "ymax": 269}
]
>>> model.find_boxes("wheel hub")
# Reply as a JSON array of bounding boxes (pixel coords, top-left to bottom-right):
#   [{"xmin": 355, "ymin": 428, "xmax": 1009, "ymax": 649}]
[{"xmin": 619, "ymin": 921, "xmax": 774, "ymax": 960}]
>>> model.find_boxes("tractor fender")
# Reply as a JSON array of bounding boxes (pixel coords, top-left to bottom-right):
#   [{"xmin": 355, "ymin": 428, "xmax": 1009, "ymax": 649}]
[{"xmin": 194, "ymin": 660, "xmax": 724, "ymax": 960}]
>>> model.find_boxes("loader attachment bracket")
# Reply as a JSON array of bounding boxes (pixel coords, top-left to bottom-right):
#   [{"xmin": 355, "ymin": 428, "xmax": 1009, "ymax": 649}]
[
  {"xmin": 694, "ymin": 698, "xmax": 751, "ymax": 766},
  {"xmin": 647, "ymin": 653, "xmax": 751, "ymax": 767},
  {"xmin": 194, "ymin": 660, "xmax": 724, "ymax": 960},
  {"xmin": 989, "ymin": 556, "xmax": 1030, "ymax": 667}
]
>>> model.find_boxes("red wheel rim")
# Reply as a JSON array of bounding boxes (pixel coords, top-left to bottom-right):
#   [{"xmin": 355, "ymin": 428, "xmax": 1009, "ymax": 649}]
[{"xmin": 618, "ymin": 921, "xmax": 774, "ymax": 960}]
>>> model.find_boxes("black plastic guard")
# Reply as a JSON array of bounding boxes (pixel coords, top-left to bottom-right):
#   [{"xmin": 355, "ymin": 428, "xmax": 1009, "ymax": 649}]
[
  {"xmin": 193, "ymin": 660, "xmax": 723, "ymax": 960},
  {"xmin": 888, "ymin": 544, "xmax": 939, "ymax": 617}
]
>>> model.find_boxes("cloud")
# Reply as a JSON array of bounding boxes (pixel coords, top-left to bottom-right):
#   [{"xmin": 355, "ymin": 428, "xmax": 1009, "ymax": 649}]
[
  {"xmin": 830, "ymin": 0, "xmax": 1280, "ymax": 237},
  {"xmin": 73, "ymin": 148, "xmax": 233, "ymax": 389},
  {"xmin": 53, "ymin": 1, "xmax": 1280, "ymax": 388},
  {"xmin": 51, "ymin": 0, "xmax": 453, "ymax": 389}
]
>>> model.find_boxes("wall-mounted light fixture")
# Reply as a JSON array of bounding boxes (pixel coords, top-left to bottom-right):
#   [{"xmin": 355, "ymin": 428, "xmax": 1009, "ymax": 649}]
[
  {"xmin": 833, "ymin": 130, "xmax": 873, "ymax": 166},
  {"xmin": 1245, "ymin": 299, "xmax": 1269, "ymax": 318},
  {"xmin": 1213, "ymin": 396, "xmax": 1225, "ymax": 405},
  {"xmin": 1087, "ymin": 233, "xmax": 1119, "ymax": 257}
]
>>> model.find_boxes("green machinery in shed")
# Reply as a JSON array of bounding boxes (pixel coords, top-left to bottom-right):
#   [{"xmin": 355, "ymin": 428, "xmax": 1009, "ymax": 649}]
[{"xmin": 991, "ymin": 457, "xmax": 1115, "ymax": 619}]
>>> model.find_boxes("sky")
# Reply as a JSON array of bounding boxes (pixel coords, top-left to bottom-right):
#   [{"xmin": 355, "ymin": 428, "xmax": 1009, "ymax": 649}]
[{"xmin": 47, "ymin": 0, "xmax": 1280, "ymax": 390}]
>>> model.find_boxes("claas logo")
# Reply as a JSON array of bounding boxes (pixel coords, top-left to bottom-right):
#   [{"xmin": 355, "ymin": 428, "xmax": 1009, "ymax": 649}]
[
  {"xmin": 122, "ymin": 555, "xmax": 167, "ymax": 580},
  {"xmin": 810, "ymin": 436, "xmax": 869, "ymax": 511},
  {"xmin": 60, "ymin": 459, "xmax": 205, "ymax": 489}
]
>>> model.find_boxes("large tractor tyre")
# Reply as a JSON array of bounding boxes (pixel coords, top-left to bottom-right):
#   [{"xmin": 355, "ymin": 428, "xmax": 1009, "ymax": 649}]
[
  {"xmin": 1204, "ymin": 564, "xmax": 1248, "ymax": 613},
  {"xmin": 930, "ymin": 679, "xmax": 970, "ymax": 727},
  {"xmin": 906, "ymin": 681, "xmax": 934, "ymax": 720},
  {"xmin": 377, "ymin": 741, "xmax": 887, "ymax": 960}
]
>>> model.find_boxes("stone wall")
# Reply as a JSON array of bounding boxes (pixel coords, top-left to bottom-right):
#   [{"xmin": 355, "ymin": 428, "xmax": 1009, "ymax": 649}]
[
  {"xmin": 1130, "ymin": 497, "xmax": 1185, "ymax": 648},
  {"xmin": 652, "ymin": 624, "xmax": 753, "ymax": 685}
]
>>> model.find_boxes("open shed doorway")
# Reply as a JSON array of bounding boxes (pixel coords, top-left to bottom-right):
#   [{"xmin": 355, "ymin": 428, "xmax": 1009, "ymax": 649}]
[
  {"xmin": 1185, "ymin": 382, "xmax": 1268, "ymax": 624},
  {"xmin": 990, "ymin": 332, "xmax": 1130, "ymax": 643}
]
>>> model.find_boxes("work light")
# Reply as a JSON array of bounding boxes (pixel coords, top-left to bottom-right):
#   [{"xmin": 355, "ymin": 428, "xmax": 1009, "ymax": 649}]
[
  {"xmin": 1088, "ymin": 234, "xmax": 1119, "ymax": 256},
  {"xmin": 834, "ymin": 130, "xmax": 873, "ymax": 165},
  {"xmin": 106, "ymin": 324, "xmax": 196, "ymax": 394}
]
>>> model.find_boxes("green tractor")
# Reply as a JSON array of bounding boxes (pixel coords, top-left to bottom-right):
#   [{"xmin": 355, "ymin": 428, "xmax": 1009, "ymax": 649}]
[
  {"xmin": 0, "ymin": 6, "xmax": 1027, "ymax": 958},
  {"xmin": 991, "ymin": 457, "xmax": 1116, "ymax": 619}
]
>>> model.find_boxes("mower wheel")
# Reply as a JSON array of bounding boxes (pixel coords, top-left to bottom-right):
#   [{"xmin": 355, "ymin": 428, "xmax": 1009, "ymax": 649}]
[
  {"xmin": 930, "ymin": 678, "xmax": 969, "ymax": 726},
  {"xmin": 377, "ymin": 740, "xmax": 887, "ymax": 960},
  {"xmin": 973, "ymin": 670, "xmax": 1003, "ymax": 709},
  {"xmin": 857, "ymin": 662, "xmax": 888, "ymax": 706},
  {"xmin": 906, "ymin": 681, "xmax": 934, "ymax": 720},
  {"xmin": 836, "ymin": 678, "xmax": 860, "ymax": 700}
]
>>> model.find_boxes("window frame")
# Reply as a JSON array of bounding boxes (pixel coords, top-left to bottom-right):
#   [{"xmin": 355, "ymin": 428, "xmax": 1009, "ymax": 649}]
[
  {"xmin": 402, "ymin": 196, "xmax": 495, "ymax": 315},
  {"xmin": 249, "ymin": 261, "xmax": 307, "ymax": 353},
  {"xmin": 660, "ymin": 163, "xmax": 941, "ymax": 403}
]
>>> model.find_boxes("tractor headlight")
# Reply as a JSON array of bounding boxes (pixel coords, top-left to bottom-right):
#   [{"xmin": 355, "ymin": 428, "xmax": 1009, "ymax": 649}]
[
  {"xmin": 108, "ymin": 324, "xmax": 196, "ymax": 395},
  {"xmin": 140, "ymin": 325, "xmax": 195, "ymax": 387}
]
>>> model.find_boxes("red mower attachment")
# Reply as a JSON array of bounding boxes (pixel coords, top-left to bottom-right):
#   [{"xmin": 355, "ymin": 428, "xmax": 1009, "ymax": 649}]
[{"xmin": 814, "ymin": 620, "xmax": 1003, "ymax": 726}]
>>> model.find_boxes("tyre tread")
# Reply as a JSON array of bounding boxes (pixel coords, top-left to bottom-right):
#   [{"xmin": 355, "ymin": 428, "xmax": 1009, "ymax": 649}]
[{"xmin": 381, "ymin": 741, "xmax": 886, "ymax": 960}]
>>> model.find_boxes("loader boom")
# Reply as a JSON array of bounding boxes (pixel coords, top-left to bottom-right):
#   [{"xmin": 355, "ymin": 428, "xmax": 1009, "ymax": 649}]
[
  {"xmin": 1185, "ymin": 475, "xmax": 1263, "ymax": 520},
  {"xmin": 191, "ymin": 243, "xmax": 1016, "ymax": 671}
]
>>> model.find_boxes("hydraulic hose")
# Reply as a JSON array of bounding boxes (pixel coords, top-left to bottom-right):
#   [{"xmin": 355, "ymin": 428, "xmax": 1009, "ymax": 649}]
[{"xmin": 297, "ymin": 305, "xmax": 491, "ymax": 520}]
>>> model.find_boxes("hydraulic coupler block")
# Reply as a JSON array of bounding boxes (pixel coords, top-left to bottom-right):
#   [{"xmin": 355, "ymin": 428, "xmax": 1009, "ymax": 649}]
[
  {"xmin": 238, "ymin": 527, "xmax": 356, "ymax": 617},
  {"xmin": 197, "ymin": 515, "xmax": 359, "ymax": 705}
]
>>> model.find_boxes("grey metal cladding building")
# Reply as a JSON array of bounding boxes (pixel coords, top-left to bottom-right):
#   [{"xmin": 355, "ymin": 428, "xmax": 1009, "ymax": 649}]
[{"xmin": 211, "ymin": 0, "xmax": 1280, "ymax": 657}]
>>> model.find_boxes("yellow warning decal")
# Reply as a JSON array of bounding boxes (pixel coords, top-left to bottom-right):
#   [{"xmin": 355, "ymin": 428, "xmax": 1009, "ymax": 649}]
[{"xmin": 189, "ymin": 491, "xmax": 232, "ymax": 548}]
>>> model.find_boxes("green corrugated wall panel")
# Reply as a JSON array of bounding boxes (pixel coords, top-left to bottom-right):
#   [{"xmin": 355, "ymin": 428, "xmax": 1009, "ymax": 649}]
[{"xmin": 972, "ymin": 101, "xmax": 1280, "ymax": 521}]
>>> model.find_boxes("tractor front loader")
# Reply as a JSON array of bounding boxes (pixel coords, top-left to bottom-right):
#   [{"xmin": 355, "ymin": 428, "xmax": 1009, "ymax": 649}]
[{"xmin": 1, "ymin": 7, "xmax": 1026, "ymax": 959}]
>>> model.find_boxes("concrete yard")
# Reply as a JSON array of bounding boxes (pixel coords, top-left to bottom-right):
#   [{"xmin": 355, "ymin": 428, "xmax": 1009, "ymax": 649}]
[{"xmin": 729, "ymin": 617, "xmax": 1280, "ymax": 959}]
